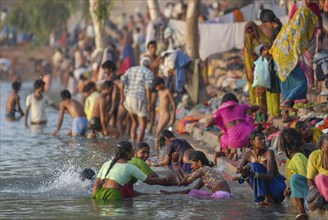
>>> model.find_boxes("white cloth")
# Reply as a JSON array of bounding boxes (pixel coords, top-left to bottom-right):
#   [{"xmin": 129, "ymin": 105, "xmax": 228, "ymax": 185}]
[
  {"xmin": 26, "ymin": 94, "xmax": 50, "ymax": 123},
  {"xmin": 168, "ymin": 16, "xmax": 289, "ymax": 60}
]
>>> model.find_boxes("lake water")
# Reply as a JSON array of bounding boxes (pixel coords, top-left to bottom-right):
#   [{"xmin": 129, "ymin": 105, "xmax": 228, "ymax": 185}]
[{"xmin": 0, "ymin": 81, "xmax": 304, "ymax": 219}]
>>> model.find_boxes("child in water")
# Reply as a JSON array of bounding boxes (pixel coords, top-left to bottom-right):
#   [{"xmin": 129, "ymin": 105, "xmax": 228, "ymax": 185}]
[{"xmin": 163, "ymin": 151, "xmax": 231, "ymax": 199}]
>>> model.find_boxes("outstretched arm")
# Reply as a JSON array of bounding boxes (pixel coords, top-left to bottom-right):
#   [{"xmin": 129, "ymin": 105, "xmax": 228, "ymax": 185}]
[
  {"xmin": 16, "ymin": 95, "xmax": 24, "ymax": 116},
  {"xmin": 99, "ymin": 99, "xmax": 108, "ymax": 136},
  {"xmin": 52, "ymin": 103, "xmax": 65, "ymax": 136},
  {"xmin": 25, "ymin": 105, "xmax": 30, "ymax": 127}
]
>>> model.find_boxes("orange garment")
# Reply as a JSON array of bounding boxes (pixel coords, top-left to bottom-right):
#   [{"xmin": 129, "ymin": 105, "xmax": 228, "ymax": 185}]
[
  {"xmin": 178, "ymin": 116, "xmax": 201, "ymax": 134},
  {"xmin": 233, "ymin": 10, "xmax": 244, "ymax": 22}
]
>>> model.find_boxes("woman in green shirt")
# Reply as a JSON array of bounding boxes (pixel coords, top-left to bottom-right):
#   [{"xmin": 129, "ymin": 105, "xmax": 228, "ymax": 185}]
[{"xmin": 92, "ymin": 141, "xmax": 175, "ymax": 200}]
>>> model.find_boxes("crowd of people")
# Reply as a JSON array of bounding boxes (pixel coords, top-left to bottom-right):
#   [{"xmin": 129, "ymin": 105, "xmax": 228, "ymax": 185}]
[{"xmin": 3, "ymin": 0, "xmax": 328, "ymax": 219}]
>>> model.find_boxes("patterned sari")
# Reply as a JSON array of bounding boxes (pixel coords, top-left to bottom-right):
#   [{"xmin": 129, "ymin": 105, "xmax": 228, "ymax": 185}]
[{"xmin": 269, "ymin": 7, "xmax": 318, "ymax": 82}]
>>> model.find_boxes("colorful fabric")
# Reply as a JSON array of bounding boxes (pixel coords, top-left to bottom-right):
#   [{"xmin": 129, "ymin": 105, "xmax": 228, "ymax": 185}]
[
  {"xmin": 220, "ymin": 119, "xmax": 254, "ymax": 149},
  {"xmin": 188, "ymin": 166, "xmax": 226, "ymax": 192},
  {"xmin": 287, "ymin": 153, "xmax": 308, "ymax": 179},
  {"xmin": 280, "ymin": 65, "xmax": 307, "ymax": 102},
  {"xmin": 248, "ymin": 162, "xmax": 286, "ymax": 203},
  {"xmin": 311, "ymin": 128, "xmax": 323, "ymax": 145},
  {"xmin": 119, "ymin": 44, "xmax": 135, "ymax": 75},
  {"xmin": 121, "ymin": 65, "xmax": 154, "ymax": 103},
  {"xmin": 290, "ymin": 174, "xmax": 309, "ymax": 199},
  {"xmin": 188, "ymin": 189, "xmax": 231, "ymax": 199},
  {"xmin": 92, "ymin": 188, "xmax": 122, "ymax": 200},
  {"xmin": 270, "ymin": 7, "xmax": 318, "ymax": 82},
  {"xmin": 243, "ymin": 21, "xmax": 271, "ymax": 106},
  {"xmin": 72, "ymin": 117, "xmax": 88, "ymax": 135},
  {"xmin": 266, "ymin": 91, "xmax": 280, "ymax": 117},
  {"xmin": 97, "ymin": 160, "xmax": 147, "ymax": 186},
  {"xmin": 307, "ymin": 150, "xmax": 328, "ymax": 180},
  {"xmin": 314, "ymin": 174, "xmax": 328, "ymax": 201},
  {"xmin": 213, "ymin": 101, "xmax": 251, "ymax": 129},
  {"xmin": 129, "ymin": 158, "xmax": 154, "ymax": 184}
]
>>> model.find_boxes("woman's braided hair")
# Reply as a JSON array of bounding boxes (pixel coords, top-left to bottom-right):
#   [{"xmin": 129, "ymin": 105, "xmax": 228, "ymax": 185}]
[{"xmin": 103, "ymin": 141, "xmax": 133, "ymax": 179}]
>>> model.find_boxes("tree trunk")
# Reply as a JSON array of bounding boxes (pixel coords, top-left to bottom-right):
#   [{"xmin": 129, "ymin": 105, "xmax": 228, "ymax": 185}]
[
  {"xmin": 186, "ymin": 0, "xmax": 199, "ymax": 60},
  {"xmin": 184, "ymin": 0, "xmax": 208, "ymax": 104},
  {"xmin": 89, "ymin": 0, "xmax": 105, "ymax": 50},
  {"xmin": 147, "ymin": 0, "xmax": 160, "ymax": 21}
]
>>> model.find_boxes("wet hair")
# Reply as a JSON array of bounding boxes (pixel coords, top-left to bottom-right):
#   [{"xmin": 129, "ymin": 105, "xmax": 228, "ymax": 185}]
[
  {"xmin": 103, "ymin": 141, "xmax": 133, "ymax": 178},
  {"xmin": 82, "ymin": 82, "xmax": 96, "ymax": 93},
  {"xmin": 103, "ymin": 80, "xmax": 113, "ymax": 90},
  {"xmin": 279, "ymin": 128, "xmax": 304, "ymax": 159},
  {"xmin": 136, "ymin": 142, "xmax": 150, "ymax": 151},
  {"xmin": 80, "ymin": 168, "xmax": 96, "ymax": 181},
  {"xmin": 158, "ymin": 129, "xmax": 175, "ymax": 147},
  {"xmin": 101, "ymin": 60, "xmax": 117, "ymax": 71},
  {"xmin": 12, "ymin": 81, "xmax": 21, "ymax": 91},
  {"xmin": 317, "ymin": 134, "xmax": 328, "ymax": 150},
  {"xmin": 60, "ymin": 90, "xmax": 71, "ymax": 100},
  {"xmin": 34, "ymin": 79, "xmax": 45, "ymax": 90},
  {"xmin": 147, "ymin": 40, "xmax": 157, "ymax": 48},
  {"xmin": 260, "ymin": 9, "xmax": 282, "ymax": 27},
  {"xmin": 221, "ymin": 93, "xmax": 238, "ymax": 104},
  {"xmin": 189, "ymin": 151, "xmax": 214, "ymax": 167},
  {"xmin": 153, "ymin": 76, "xmax": 164, "ymax": 87}
]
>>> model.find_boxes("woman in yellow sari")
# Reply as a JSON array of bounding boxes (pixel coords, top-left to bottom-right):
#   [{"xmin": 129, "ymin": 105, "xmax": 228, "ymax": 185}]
[{"xmin": 243, "ymin": 22, "xmax": 271, "ymax": 108}]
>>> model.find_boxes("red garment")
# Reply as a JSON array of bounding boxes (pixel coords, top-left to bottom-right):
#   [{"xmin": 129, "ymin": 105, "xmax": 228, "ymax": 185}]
[
  {"xmin": 121, "ymin": 182, "xmax": 134, "ymax": 198},
  {"xmin": 119, "ymin": 57, "xmax": 132, "ymax": 75},
  {"xmin": 290, "ymin": 3, "xmax": 321, "ymax": 19}
]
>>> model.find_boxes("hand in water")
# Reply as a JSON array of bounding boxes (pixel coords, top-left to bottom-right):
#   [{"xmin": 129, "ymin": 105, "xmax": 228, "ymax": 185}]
[{"xmin": 51, "ymin": 130, "xmax": 58, "ymax": 136}]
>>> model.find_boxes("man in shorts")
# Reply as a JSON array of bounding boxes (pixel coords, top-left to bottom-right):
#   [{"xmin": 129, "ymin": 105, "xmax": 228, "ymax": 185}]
[{"xmin": 120, "ymin": 57, "xmax": 154, "ymax": 143}]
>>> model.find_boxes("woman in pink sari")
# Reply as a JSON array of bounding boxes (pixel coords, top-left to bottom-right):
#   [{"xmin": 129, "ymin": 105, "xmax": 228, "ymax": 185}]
[{"xmin": 207, "ymin": 93, "xmax": 255, "ymax": 161}]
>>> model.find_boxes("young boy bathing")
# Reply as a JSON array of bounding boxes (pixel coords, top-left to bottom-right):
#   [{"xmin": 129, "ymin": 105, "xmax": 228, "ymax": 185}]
[
  {"xmin": 162, "ymin": 151, "xmax": 231, "ymax": 199},
  {"xmin": 153, "ymin": 77, "xmax": 176, "ymax": 151},
  {"xmin": 6, "ymin": 81, "xmax": 24, "ymax": 121},
  {"xmin": 87, "ymin": 81, "xmax": 118, "ymax": 139},
  {"xmin": 52, "ymin": 90, "xmax": 88, "ymax": 136}
]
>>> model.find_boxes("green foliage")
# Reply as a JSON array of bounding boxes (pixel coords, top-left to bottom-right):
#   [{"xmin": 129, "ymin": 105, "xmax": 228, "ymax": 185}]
[
  {"xmin": 92, "ymin": 0, "xmax": 113, "ymax": 29},
  {"xmin": 5, "ymin": 0, "xmax": 77, "ymax": 45}
]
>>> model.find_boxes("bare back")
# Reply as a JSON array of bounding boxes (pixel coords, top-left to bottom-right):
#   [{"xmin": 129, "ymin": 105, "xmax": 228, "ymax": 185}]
[
  {"xmin": 61, "ymin": 99, "xmax": 86, "ymax": 118},
  {"xmin": 92, "ymin": 95, "xmax": 110, "ymax": 118}
]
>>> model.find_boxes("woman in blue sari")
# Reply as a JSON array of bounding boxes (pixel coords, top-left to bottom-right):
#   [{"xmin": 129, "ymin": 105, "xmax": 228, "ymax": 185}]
[{"xmin": 235, "ymin": 130, "xmax": 286, "ymax": 205}]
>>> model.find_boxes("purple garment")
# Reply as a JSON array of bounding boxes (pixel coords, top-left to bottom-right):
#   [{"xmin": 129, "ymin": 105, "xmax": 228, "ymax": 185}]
[
  {"xmin": 167, "ymin": 139, "xmax": 192, "ymax": 163},
  {"xmin": 188, "ymin": 189, "xmax": 231, "ymax": 199}
]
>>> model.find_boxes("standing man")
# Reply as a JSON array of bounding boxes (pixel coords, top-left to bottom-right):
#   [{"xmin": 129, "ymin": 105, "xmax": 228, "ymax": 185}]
[
  {"xmin": 51, "ymin": 90, "xmax": 88, "ymax": 136},
  {"xmin": 25, "ymin": 80, "xmax": 50, "ymax": 127},
  {"xmin": 145, "ymin": 40, "xmax": 161, "ymax": 134},
  {"xmin": 120, "ymin": 57, "xmax": 154, "ymax": 143}
]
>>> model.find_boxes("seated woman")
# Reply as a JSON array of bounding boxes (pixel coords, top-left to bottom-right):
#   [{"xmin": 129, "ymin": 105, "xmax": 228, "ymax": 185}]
[
  {"xmin": 153, "ymin": 130, "xmax": 194, "ymax": 172},
  {"xmin": 294, "ymin": 121, "xmax": 323, "ymax": 145},
  {"xmin": 163, "ymin": 151, "xmax": 231, "ymax": 199},
  {"xmin": 306, "ymin": 134, "xmax": 328, "ymax": 211},
  {"xmin": 235, "ymin": 130, "xmax": 286, "ymax": 205},
  {"xmin": 206, "ymin": 93, "xmax": 255, "ymax": 161},
  {"xmin": 279, "ymin": 128, "xmax": 310, "ymax": 220},
  {"xmin": 92, "ymin": 141, "xmax": 176, "ymax": 200},
  {"xmin": 121, "ymin": 142, "xmax": 174, "ymax": 198}
]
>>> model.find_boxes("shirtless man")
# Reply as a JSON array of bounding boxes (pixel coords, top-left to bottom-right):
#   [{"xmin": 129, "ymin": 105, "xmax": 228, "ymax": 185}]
[
  {"xmin": 5, "ymin": 81, "xmax": 24, "ymax": 121},
  {"xmin": 153, "ymin": 77, "xmax": 176, "ymax": 151},
  {"xmin": 145, "ymin": 41, "xmax": 161, "ymax": 134},
  {"xmin": 52, "ymin": 90, "xmax": 88, "ymax": 136},
  {"xmin": 87, "ymin": 81, "xmax": 118, "ymax": 139}
]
